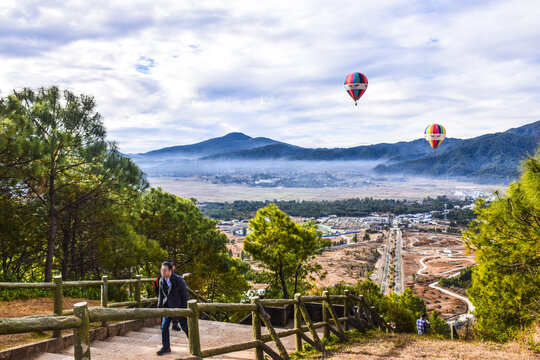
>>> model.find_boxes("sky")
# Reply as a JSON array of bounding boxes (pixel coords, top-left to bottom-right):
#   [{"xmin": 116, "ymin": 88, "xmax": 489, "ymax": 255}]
[{"xmin": 1, "ymin": 0, "xmax": 539, "ymax": 153}]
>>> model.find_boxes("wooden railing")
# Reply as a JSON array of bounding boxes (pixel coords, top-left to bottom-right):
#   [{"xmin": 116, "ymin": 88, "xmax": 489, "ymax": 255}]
[
  {"xmin": 0, "ymin": 278, "xmax": 390, "ymax": 360},
  {"xmin": 0, "ymin": 275, "xmax": 162, "ymax": 336}
]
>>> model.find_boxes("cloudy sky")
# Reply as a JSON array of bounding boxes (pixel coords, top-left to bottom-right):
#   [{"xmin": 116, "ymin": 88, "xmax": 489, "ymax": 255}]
[{"xmin": 1, "ymin": 0, "xmax": 539, "ymax": 153}]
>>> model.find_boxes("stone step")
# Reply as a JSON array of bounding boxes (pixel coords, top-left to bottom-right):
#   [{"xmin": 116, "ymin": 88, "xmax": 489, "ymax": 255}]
[
  {"xmin": 61, "ymin": 340, "xmax": 189, "ymax": 360},
  {"xmin": 137, "ymin": 326, "xmax": 162, "ymax": 334},
  {"xmin": 85, "ymin": 339, "xmax": 158, "ymax": 352},
  {"xmin": 35, "ymin": 320, "xmax": 326, "ymax": 360},
  {"xmin": 122, "ymin": 330, "xmax": 155, "ymax": 340},
  {"xmin": 34, "ymin": 353, "xmax": 73, "ymax": 360}
]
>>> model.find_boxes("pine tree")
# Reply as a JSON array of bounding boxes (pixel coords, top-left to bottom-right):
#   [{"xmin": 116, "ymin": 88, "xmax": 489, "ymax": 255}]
[
  {"xmin": 463, "ymin": 150, "xmax": 540, "ymax": 341},
  {"xmin": 243, "ymin": 204, "xmax": 329, "ymax": 298},
  {"xmin": 0, "ymin": 87, "xmax": 147, "ymax": 281}
]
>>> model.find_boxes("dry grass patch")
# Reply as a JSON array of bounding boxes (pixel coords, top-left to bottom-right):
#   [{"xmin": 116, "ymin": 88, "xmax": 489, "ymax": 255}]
[
  {"xmin": 0, "ymin": 297, "xmax": 100, "ymax": 350},
  {"xmin": 297, "ymin": 332, "xmax": 538, "ymax": 360}
]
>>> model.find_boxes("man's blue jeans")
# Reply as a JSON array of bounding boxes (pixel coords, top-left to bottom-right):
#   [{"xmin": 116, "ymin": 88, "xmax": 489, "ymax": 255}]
[{"xmin": 161, "ymin": 317, "xmax": 189, "ymax": 349}]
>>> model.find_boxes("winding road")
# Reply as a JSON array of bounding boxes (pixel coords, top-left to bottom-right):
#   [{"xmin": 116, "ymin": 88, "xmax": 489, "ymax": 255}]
[{"xmin": 416, "ymin": 253, "xmax": 475, "ymax": 323}]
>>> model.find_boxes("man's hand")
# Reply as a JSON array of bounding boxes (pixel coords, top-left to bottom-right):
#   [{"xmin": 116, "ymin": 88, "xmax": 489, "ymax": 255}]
[{"xmin": 182, "ymin": 273, "xmax": 191, "ymax": 278}]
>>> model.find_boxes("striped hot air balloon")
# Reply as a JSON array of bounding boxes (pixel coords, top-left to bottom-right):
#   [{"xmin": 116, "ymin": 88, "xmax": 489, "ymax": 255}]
[
  {"xmin": 344, "ymin": 72, "xmax": 368, "ymax": 106},
  {"xmin": 424, "ymin": 124, "xmax": 446, "ymax": 152}
]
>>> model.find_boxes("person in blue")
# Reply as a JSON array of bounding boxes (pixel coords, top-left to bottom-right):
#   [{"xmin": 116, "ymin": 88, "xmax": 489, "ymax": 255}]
[
  {"xmin": 156, "ymin": 261, "xmax": 190, "ymax": 355},
  {"xmin": 416, "ymin": 313, "xmax": 430, "ymax": 335}
]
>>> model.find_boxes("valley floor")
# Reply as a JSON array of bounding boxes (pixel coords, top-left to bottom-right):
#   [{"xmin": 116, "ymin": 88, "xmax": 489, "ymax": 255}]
[{"xmin": 149, "ymin": 177, "xmax": 503, "ymax": 202}]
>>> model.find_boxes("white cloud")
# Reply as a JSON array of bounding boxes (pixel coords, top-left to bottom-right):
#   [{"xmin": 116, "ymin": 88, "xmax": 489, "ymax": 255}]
[{"xmin": 0, "ymin": 0, "xmax": 539, "ymax": 153}]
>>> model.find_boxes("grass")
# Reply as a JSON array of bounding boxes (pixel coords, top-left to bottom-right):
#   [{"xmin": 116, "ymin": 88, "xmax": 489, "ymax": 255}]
[
  {"xmin": 290, "ymin": 330, "xmax": 538, "ymax": 360},
  {"xmin": 0, "ymin": 297, "xmax": 100, "ymax": 351}
]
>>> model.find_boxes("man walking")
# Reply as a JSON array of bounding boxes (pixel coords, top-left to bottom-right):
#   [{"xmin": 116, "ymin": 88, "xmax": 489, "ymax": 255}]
[
  {"xmin": 154, "ymin": 260, "xmax": 190, "ymax": 332},
  {"xmin": 157, "ymin": 261, "xmax": 190, "ymax": 355},
  {"xmin": 416, "ymin": 313, "xmax": 430, "ymax": 335}
]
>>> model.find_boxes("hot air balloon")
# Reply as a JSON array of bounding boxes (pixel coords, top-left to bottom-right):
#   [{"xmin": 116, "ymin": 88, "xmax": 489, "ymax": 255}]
[
  {"xmin": 424, "ymin": 124, "xmax": 446, "ymax": 152},
  {"xmin": 344, "ymin": 72, "xmax": 368, "ymax": 105}
]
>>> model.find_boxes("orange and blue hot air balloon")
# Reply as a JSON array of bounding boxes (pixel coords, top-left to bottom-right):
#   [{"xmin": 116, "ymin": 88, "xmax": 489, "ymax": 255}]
[
  {"xmin": 424, "ymin": 124, "xmax": 446, "ymax": 152},
  {"xmin": 344, "ymin": 72, "xmax": 368, "ymax": 106}
]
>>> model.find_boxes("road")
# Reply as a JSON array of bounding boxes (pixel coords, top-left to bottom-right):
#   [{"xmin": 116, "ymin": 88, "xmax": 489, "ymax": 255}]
[
  {"xmin": 416, "ymin": 253, "xmax": 475, "ymax": 323},
  {"xmin": 393, "ymin": 228, "xmax": 404, "ymax": 294},
  {"xmin": 379, "ymin": 229, "xmax": 393, "ymax": 294},
  {"xmin": 380, "ymin": 230, "xmax": 474, "ymax": 322},
  {"xmin": 379, "ymin": 223, "xmax": 404, "ymax": 295}
]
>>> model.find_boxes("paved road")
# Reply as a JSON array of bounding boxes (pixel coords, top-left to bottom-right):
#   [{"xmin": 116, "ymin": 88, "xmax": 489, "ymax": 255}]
[
  {"xmin": 380, "ymin": 229, "xmax": 393, "ymax": 294},
  {"xmin": 394, "ymin": 228, "xmax": 404, "ymax": 294},
  {"xmin": 379, "ymin": 226, "xmax": 405, "ymax": 295}
]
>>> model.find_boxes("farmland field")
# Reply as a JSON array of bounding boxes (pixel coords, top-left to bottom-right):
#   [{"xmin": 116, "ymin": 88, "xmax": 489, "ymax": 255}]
[{"xmin": 149, "ymin": 177, "xmax": 504, "ymax": 202}]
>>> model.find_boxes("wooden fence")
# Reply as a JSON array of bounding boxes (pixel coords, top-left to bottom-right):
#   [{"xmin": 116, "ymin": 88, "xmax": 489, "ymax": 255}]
[{"xmin": 0, "ymin": 277, "xmax": 390, "ymax": 360}]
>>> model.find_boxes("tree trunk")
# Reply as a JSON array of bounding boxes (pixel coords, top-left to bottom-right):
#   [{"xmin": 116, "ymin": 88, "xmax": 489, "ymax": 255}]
[
  {"xmin": 278, "ymin": 262, "xmax": 288, "ymax": 299},
  {"xmin": 45, "ymin": 212, "xmax": 56, "ymax": 282},
  {"xmin": 61, "ymin": 220, "xmax": 70, "ymax": 279},
  {"xmin": 44, "ymin": 174, "xmax": 56, "ymax": 282},
  {"xmin": 294, "ymin": 264, "xmax": 301, "ymax": 295}
]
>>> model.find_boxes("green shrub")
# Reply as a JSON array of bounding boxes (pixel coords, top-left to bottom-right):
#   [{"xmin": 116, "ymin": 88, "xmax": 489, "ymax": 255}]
[
  {"xmin": 0, "ymin": 272, "xmax": 51, "ymax": 300},
  {"xmin": 384, "ymin": 300, "xmax": 416, "ymax": 332},
  {"xmin": 429, "ymin": 310, "xmax": 451, "ymax": 338},
  {"xmin": 438, "ymin": 266, "xmax": 473, "ymax": 289},
  {"xmin": 322, "ymin": 280, "xmax": 427, "ymax": 334}
]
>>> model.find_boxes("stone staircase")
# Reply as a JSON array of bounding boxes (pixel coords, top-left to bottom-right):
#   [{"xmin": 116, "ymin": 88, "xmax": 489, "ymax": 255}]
[{"xmin": 34, "ymin": 320, "xmax": 318, "ymax": 360}]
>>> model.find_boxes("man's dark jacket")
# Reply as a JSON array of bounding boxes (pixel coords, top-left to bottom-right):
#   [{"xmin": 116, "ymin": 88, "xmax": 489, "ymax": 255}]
[{"xmin": 157, "ymin": 272, "xmax": 189, "ymax": 317}]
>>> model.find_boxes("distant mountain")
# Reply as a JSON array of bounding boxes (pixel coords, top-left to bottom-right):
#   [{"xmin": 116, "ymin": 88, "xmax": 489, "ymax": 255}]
[
  {"xmin": 131, "ymin": 121, "xmax": 539, "ymax": 182},
  {"xmin": 374, "ymin": 121, "xmax": 540, "ymax": 182},
  {"xmin": 201, "ymin": 137, "xmax": 464, "ymax": 161},
  {"xmin": 133, "ymin": 132, "xmax": 286, "ymax": 159}
]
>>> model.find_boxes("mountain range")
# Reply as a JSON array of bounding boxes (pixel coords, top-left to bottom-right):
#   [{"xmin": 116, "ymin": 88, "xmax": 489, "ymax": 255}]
[{"xmin": 131, "ymin": 121, "xmax": 540, "ymax": 182}]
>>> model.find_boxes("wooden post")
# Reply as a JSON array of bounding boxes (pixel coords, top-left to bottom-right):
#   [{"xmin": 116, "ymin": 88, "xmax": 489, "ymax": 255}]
[
  {"xmin": 294, "ymin": 297, "xmax": 302, "ymax": 352},
  {"xmin": 253, "ymin": 297, "xmax": 289, "ymax": 360},
  {"xmin": 294, "ymin": 293, "xmax": 325, "ymax": 353},
  {"xmin": 135, "ymin": 275, "xmax": 141, "ymax": 308},
  {"xmin": 251, "ymin": 297, "xmax": 264, "ymax": 360},
  {"xmin": 73, "ymin": 302, "xmax": 91, "ymax": 360},
  {"xmin": 370, "ymin": 306, "xmax": 381, "ymax": 330},
  {"xmin": 100, "ymin": 275, "xmax": 108, "ymax": 328},
  {"xmin": 187, "ymin": 300, "xmax": 202, "ymax": 357},
  {"xmin": 357, "ymin": 295, "xmax": 374, "ymax": 328},
  {"xmin": 53, "ymin": 276, "xmax": 63, "ymax": 338},
  {"xmin": 324, "ymin": 291, "xmax": 348, "ymax": 341},
  {"xmin": 343, "ymin": 290, "xmax": 350, "ymax": 331},
  {"xmin": 450, "ymin": 324, "xmax": 453, "ymax": 340},
  {"xmin": 101, "ymin": 275, "xmax": 108, "ymax": 308},
  {"xmin": 322, "ymin": 291, "xmax": 330, "ymax": 339},
  {"xmin": 348, "ymin": 298, "xmax": 364, "ymax": 331}
]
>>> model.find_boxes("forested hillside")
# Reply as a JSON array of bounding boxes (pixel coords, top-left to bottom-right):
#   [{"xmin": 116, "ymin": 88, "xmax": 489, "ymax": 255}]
[{"xmin": 375, "ymin": 122, "xmax": 539, "ymax": 182}]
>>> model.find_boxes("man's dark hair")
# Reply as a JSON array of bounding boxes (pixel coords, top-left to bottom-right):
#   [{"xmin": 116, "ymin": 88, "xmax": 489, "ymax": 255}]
[
  {"xmin": 421, "ymin": 313, "xmax": 427, "ymax": 319},
  {"xmin": 161, "ymin": 261, "xmax": 173, "ymax": 270}
]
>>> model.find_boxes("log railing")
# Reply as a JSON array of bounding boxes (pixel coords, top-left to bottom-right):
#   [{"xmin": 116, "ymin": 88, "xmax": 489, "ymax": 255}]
[
  {"xmin": 0, "ymin": 275, "xmax": 160, "ymax": 336},
  {"xmin": 0, "ymin": 279, "xmax": 391, "ymax": 360}
]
